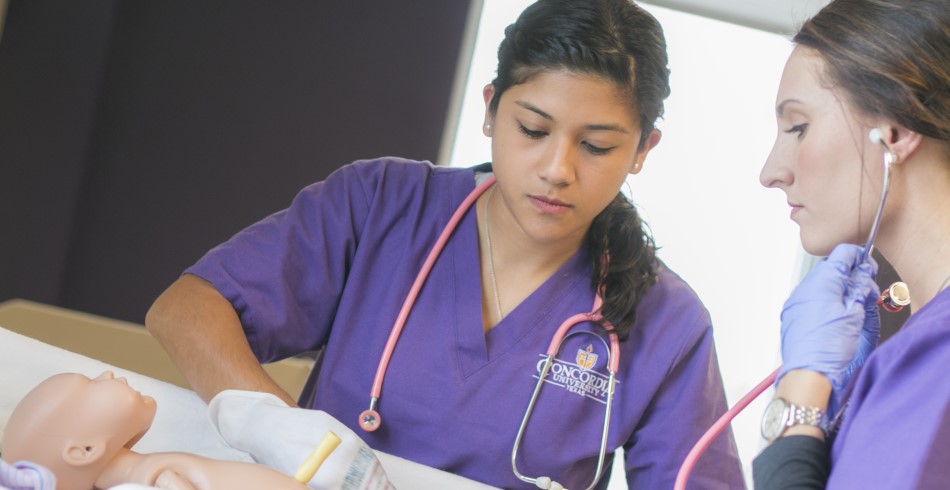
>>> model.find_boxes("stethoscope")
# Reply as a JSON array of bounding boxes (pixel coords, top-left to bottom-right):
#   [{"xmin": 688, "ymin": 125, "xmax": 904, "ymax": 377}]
[
  {"xmin": 673, "ymin": 129, "xmax": 908, "ymax": 489},
  {"xmin": 356, "ymin": 174, "xmax": 620, "ymax": 490},
  {"xmin": 511, "ymin": 296, "xmax": 619, "ymax": 490}
]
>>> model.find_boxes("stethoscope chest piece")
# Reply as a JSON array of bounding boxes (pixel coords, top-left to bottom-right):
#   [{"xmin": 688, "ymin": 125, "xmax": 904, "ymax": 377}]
[
  {"xmin": 878, "ymin": 281, "xmax": 911, "ymax": 313},
  {"xmin": 534, "ymin": 476, "xmax": 564, "ymax": 490},
  {"xmin": 359, "ymin": 410, "xmax": 381, "ymax": 432},
  {"xmin": 359, "ymin": 398, "xmax": 382, "ymax": 432}
]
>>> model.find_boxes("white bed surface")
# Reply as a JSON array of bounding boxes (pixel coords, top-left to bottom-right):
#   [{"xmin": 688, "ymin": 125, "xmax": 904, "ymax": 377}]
[{"xmin": 0, "ymin": 326, "xmax": 497, "ymax": 489}]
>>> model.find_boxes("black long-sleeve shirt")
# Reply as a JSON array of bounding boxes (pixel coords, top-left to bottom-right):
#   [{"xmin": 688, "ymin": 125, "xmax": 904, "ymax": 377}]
[{"xmin": 753, "ymin": 436, "xmax": 830, "ymax": 489}]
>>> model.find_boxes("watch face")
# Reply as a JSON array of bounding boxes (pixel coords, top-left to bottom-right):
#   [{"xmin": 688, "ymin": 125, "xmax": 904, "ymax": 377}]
[{"xmin": 761, "ymin": 398, "xmax": 788, "ymax": 441}]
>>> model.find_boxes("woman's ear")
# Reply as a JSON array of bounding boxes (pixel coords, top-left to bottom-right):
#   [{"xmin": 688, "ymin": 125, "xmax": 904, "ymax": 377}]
[
  {"xmin": 62, "ymin": 437, "xmax": 107, "ymax": 467},
  {"xmin": 631, "ymin": 129, "xmax": 662, "ymax": 175},
  {"xmin": 877, "ymin": 124, "xmax": 923, "ymax": 165},
  {"xmin": 482, "ymin": 84, "xmax": 496, "ymax": 137}
]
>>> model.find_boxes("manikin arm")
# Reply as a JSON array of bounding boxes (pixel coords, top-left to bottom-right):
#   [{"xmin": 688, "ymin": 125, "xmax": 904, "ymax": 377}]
[
  {"xmin": 97, "ymin": 449, "xmax": 310, "ymax": 490},
  {"xmin": 145, "ymin": 274, "xmax": 296, "ymax": 406},
  {"xmin": 155, "ymin": 470, "xmax": 197, "ymax": 490}
]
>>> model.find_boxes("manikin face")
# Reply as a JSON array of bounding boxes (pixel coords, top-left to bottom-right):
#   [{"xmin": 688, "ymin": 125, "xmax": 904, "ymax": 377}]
[
  {"xmin": 2, "ymin": 371, "xmax": 158, "ymax": 478},
  {"xmin": 85, "ymin": 371, "xmax": 156, "ymax": 447},
  {"xmin": 483, "ymin": 69, "xmax": 660, "ymax": 248},
  {"xmin": 61, "ymin": 371, "xmax": 157, "ymax": 449},
  {"xmin": 760, "ymin": 46, "xmax": 886, "ymax": 256}
]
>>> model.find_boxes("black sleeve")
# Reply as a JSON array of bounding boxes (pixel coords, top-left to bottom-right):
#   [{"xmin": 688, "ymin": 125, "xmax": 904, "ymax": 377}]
[{"xmin": 752, "ymin": 435, "xmax": 830, "ymax": 489}]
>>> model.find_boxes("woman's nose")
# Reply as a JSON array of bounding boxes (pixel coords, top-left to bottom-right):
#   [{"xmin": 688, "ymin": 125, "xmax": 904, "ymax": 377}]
[
  {"xmin": 760, "ymin": 140, "xmax": 793, "ymax": 189},
  {"xmin": 539, "ymin": 139, "xmax": 575, "ymax": 186}
]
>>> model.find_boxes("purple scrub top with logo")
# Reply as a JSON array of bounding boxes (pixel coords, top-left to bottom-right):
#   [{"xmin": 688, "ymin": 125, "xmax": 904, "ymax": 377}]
[{"xmin": 187, "ymin": 158, "xmax": 745, "ymax": 489}]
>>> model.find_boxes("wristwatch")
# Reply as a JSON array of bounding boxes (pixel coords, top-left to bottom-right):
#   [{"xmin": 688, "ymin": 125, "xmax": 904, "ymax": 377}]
[{"xmin": 760, "ymin": 397, "xmax": 826, "ymax": 443}]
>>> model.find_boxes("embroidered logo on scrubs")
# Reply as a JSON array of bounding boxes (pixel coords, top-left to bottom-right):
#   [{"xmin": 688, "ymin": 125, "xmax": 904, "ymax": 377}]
[
  {"xmin": 534, "ymin": 346, "xmax": 617, "ymax": 405},
  {"xmin": 576, "ymin": 344, "xmax": 597, "ymax": 370}
]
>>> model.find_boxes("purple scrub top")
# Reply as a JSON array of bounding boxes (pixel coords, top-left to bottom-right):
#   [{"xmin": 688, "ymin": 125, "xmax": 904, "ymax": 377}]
[
  {"xmin": 187, "ymin": 158, "xmax": 744, "ymax": 489},
  {"xmin": 828, "ymin": 288, "xmax": 950, "ymax": 488}
]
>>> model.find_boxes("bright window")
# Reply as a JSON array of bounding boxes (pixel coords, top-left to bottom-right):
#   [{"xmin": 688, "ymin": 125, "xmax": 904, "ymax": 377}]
[{"xmin": 446, "ymin": 2, "xmax": 805, "ymax": 485}]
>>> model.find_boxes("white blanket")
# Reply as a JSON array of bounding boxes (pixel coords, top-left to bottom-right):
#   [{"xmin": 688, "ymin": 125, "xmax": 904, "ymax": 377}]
[{"xmin": 0, "ymin": 326, "xmax": 497, "ymax": 489}]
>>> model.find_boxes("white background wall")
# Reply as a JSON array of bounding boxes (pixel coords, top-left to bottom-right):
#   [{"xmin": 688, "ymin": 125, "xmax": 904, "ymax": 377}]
[{"xmin": 446, "ymin": 2, "xmax": 811, "ymax": 486}]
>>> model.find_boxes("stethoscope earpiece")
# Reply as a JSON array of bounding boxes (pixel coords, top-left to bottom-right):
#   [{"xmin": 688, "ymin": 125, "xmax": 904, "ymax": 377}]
[{"xmin": 868, "ymin": 128, "xmax": 885, "ymax": 145}]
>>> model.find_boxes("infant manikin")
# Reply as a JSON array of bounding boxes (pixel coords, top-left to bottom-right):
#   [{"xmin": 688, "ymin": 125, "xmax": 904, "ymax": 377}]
[{"xmin": 1, "ymin": 371, "xmax": 310, "ymax": 490}]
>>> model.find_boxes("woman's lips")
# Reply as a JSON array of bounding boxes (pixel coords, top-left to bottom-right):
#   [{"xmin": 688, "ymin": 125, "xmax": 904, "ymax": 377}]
[
  {"xmin": 789, "ymin": 202, "xmax": 802, "ymax": 219},
  {"xmin": 530, "ymin": 195, "xmax": 572, "ymax": 214}
]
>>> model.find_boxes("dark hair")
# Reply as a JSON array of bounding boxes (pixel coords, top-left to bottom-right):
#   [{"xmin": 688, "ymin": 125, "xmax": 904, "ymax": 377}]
[
  {"xmin": 489, "ymin": 0, "xmax": 670, "ymax": 339},
  {"xmin": 795, "ymin": 0, "xmax": 950, "ymax": 147}
]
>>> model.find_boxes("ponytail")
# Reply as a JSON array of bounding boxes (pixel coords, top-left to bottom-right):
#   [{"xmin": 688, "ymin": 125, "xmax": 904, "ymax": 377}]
[{"xmin": 588, "ymin": 193, "xmax": 658, "ymax": 340}]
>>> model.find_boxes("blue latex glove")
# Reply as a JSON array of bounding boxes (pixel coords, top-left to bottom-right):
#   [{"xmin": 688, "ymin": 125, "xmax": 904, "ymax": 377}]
[
  {"xmin": 778, "ymin": 243, "xmax": 881, "ymax": 418},
  {"xmin": 842, "ymin": 280, "xmax": 881, "ymax": 393}
]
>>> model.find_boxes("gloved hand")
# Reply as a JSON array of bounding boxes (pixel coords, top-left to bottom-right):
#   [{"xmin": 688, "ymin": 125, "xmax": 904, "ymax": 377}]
[
  {"xmin": 778, "ymin": 243, "xmax": 881, "ymax": 418},
  {"xmin": 207, "ymin": 390, "xmax": 396, "ymax": 490},
  {"xmin": 841, "ymin": 282, "xmax": 881, "ymax": 396}
]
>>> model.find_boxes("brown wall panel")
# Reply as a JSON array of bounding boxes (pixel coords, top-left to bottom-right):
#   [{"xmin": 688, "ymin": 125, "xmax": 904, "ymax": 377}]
[{"xmin": 0, "ymin": 0, "xmax": 472, "ymax": 323}]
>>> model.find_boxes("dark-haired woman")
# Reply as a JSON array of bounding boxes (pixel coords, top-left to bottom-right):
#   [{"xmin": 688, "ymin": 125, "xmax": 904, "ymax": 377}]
[
  {"xmin": 147, "ymin": 1, "xmax": 744, "ymax": 488},
  {"xmin": 754, "ymin": 0, "xmax": 950, "ymax": 488}
]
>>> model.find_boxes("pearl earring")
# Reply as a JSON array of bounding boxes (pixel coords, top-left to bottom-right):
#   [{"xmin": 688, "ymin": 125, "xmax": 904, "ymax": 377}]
[{"xmin": 485, "ymin": 123, "xmax": 491, "ymax": 131}]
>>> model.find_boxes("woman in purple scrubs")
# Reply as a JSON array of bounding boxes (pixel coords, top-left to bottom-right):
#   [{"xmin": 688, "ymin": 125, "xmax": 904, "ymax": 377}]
[
  {"xmin": 753, "ymin": 0, "xmax": 950, "ymax": 488},
  {"xmin": 146, "ymin": 1, "xmax": 744, "ymax": 488}
]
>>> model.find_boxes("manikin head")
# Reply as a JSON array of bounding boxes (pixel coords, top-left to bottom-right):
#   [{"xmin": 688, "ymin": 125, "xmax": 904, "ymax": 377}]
[{"xmin": 2, "ymin": 371, "xmax": 156, "ymax": 490}]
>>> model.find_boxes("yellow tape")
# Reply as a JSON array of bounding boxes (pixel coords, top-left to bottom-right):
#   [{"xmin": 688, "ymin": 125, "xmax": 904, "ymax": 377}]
[{"xmin": 294, "ymin": 430, "xmax": 342, "ymax": 483}]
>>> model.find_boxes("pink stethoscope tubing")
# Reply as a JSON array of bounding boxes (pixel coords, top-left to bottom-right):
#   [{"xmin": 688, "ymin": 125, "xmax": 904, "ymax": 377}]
[
  {"xmin": 358, "ymin": 175, "xmax": 497, "ymax": 432},
  {"xmin": 357, "ymin": 172, "xmax": 621, "ymax": 489},
  {"xmin": 673, "ymin": 367, "xmax": 779, "ymax": 490}
]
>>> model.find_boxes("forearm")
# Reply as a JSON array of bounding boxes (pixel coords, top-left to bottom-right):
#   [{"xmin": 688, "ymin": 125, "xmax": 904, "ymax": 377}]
[
  {"xmin": 145, "ymin": 274, "xmax": 297, "ymax": 406},
  {"xmin": 752, "ymin": 371, "xmax": 833, "ymax": 489}
]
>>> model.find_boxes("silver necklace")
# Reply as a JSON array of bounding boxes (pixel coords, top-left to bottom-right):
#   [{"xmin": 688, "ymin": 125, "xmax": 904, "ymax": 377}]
[{"xmin": 485, "ymin": 185, "xmax": 504, "ymax": 321}]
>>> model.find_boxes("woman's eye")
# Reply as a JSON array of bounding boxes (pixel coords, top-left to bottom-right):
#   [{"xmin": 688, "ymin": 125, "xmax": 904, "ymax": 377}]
[
  {"xmin": 784, "ymin": 123, "xmax": 808, "ymax": 138},
  {"xmin": 583, "ymin": 142, "xmax": 612, "ymax": 155},
  {"xmin": 518, "ymin": 124, "xmax": 546, "ymax": 139}
]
